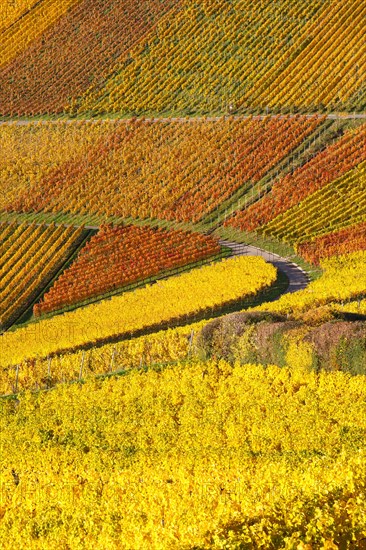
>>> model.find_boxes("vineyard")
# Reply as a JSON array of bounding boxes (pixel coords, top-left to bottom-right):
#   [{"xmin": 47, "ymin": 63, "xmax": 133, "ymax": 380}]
[
  {"xmin": 2, "ymin": 361, "xmax": 366, "ymax": 548},
  {"xmin": 262, "ymin": 161, "xmax": 366, "ymax": 244},
  {"xmin": 1, "ymin": 0, "xmax": 366, "ymax": 548},
  {"xmin": 228, "ymin": 122, "xmax": 366, "ymax": 232},
  {"xmin": 0, "ymin": 222, "xmax": 84, "ymax": 329},
  {"xmin": 80, "ymin": 0, "xmax": 365, "ymax": 116},
  {"xmin": 0, "ymin": 0, "xmax": 364, "ymax": 116},
  {"xmin": 0, "ymin": 0, "xmax": 78, "ymax": 70},
  {"xmin": 1, "ymin": 250, "xmax": 365, "ymax": 395},
  {"xmin": 1, "ymin": 116, "xmax": 325, "ymax": 225},
  {"xmin": 0, "ymin": 0, "xmax": 179, "ymax": 116},
  {"xmin": 298, "ymin": 221, "xmax": 366, "ymax": 265},
  {"xmin": 0, "ymin": 255, "xmax": 277, "ymax": 367},
  {"xmin": 34, "ymin": 225, "xmax": 222, "ymax": 316},
  {"xmin": 255, "ymin": 251, "xmax": 366, "ymax": 316},
  {"xmin": 0, "ymin": 249, "xmax": 365, "ymax": 397}
]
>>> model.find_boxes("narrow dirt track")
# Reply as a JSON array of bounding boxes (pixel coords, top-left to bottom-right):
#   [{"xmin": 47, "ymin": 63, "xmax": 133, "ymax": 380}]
[
  {"xmin": 0, "ymin": 113, "xmax": 365, "ymax": 126},
  {"xmin": 219, "ymin": 239, "xmax": 309, "ymax": 294}
]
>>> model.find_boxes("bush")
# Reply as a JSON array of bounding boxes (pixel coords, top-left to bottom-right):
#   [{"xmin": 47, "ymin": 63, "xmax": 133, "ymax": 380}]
[{"xmin": 197, "ymin": 315, "xmax": 366, "ymax": 373}]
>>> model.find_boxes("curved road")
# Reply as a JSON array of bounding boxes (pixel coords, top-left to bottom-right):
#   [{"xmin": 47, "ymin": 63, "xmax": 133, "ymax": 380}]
[{"xmin": 219, "ymin": 239, "xmax": 309, "ymax": 294}]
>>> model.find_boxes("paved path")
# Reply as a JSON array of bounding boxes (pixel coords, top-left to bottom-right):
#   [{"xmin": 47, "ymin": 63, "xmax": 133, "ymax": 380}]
[
  {"xmin": 219, "ymin": 239, "xmax": 309, "ymax": 294},
  {"xmin": 0, "ymin": 113, "xmax": 365, "ymax": 126}
]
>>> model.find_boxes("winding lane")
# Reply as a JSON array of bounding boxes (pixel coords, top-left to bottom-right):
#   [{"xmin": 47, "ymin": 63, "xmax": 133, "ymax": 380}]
[{"xmin": 219, "ymin": 239, "xmax": 309, "ymax": 294}]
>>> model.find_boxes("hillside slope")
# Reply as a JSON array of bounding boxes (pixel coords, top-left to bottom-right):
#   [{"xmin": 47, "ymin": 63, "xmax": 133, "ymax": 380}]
[{"xmin": 0, "ymin": 0, "xmax": 364, "ymax": 116}]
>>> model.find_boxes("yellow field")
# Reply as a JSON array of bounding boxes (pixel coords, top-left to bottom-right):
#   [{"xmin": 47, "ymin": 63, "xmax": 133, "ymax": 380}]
[
  {"xmin": 1, "ymin": 360, "xmax": 366, "ymax": 548},
  {"xmin": 0, "ymin": 255, "xmax": 276, "ymax": 367}
]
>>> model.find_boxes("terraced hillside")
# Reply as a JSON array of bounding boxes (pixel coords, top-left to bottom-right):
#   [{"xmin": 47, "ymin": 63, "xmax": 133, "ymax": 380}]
[
  {"xmin": 0, "ymin": 116, "xmax": 364, "ymax": 338},
  {"xmin": 0, "ymin": 0, "xmax": 365, "ymax": 116},
  {"xmin": 0, "ymin": 116, "xmax": 365, "ymax": 331},
  {"xmin": 0, "ymin": 116, "xmax": 324, "ymax": 225},
  {"xmin": 34, "ymin": 225, "xmax": 222, "ymax": 316},
  {"xmin": 0, "ymin": 222, "xmax": 84, "ymax": 328},
  {"xmin": 226, "ymin": 121, "xmax": 366, "ymax": 261}
]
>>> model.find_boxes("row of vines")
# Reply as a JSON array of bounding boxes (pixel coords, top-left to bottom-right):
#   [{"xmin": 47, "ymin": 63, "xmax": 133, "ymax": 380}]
[
  {"xmin": 1, "ymin": 116, "xmax": 323, "ymax": 224},
  {"xmin": 2, "ymin": 359, "xmax": 366, "ymax": 548},
  {"xmin": 0, "ymin": 222, "xmax": 83, "ymax": 329},
  {"xmin": 0, "ymin": 0, "xmax": 364, "ymax": 116},
  {"xmin": 0, "ymin": 255, "xmax": 277, "ymax": 367},
  {"xmin": 34, "ymin": 224, "xmax": 221, "ymax": 316}
]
